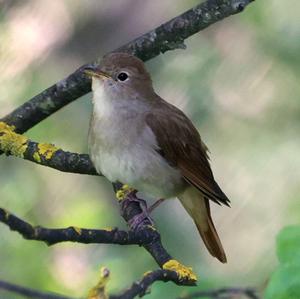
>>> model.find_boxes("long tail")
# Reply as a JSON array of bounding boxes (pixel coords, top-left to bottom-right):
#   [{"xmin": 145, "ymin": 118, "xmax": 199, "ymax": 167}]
[{"xmin": 178, "ymin": 187, "xmax": 227, "ymax": 263}]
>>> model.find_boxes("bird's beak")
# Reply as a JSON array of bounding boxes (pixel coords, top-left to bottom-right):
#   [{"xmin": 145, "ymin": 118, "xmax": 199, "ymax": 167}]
[{"xmin": 84, "ymin": 67, "xmax": 111, "ymax": 79}]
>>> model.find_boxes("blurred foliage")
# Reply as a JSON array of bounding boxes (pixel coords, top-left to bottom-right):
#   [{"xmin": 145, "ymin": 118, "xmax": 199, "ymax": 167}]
[
  {"xmin": 264, "ymin": 226, "xmax": 300, "ymax": 299},
  {"xmin": 0, "ymin": 0, "xmax": 300, "ymax": 298}
]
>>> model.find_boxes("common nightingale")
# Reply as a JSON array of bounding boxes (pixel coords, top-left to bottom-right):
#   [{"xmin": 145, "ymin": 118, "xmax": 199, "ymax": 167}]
[{"xmin": 86, "ymin": 52, "xmax": 229, "ymax": 263}]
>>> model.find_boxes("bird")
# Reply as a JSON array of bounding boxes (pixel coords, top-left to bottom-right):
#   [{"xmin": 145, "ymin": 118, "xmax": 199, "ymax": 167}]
[{"xmin": 85, "ymin": 52, "xmax": 229, "ymax": 263}]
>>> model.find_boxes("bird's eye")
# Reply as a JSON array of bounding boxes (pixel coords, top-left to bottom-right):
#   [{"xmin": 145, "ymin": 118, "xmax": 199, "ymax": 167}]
[{"xmin": 117, "ymin": 72, "xmax": 128, "ymax": 81}]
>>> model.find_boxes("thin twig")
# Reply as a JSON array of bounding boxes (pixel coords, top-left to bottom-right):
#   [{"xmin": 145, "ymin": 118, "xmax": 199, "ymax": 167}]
[
  {"xmin": 0, "ymin": 271, "xmax": 188, "ymax": 299},
  {"xmin": 0, "ymin": 207, "xmax": 155, "ymax": 246},
  {"xmin": 176, "ymin": 287, "xmax": 260, "ymax": 299},
  {"xmin": 0, "ymin": 280, "xmax": 74, "ymax": 299},
  {"xmin": 0, "ymin": 184, "xmax": 197, "ymax": 287},
  {"xmin": 110, "ymin": 270, "xmax": 184, "ymax": 299},
  {"xmin": 0, "ymin": 279, "xmax": 259, "ymax": 299}
]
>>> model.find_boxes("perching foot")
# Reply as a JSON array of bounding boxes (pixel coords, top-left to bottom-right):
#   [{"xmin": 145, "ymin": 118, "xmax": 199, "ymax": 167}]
[{"xmin": 128, "ymin": 211, "xmax": 154, "ymax": 231}]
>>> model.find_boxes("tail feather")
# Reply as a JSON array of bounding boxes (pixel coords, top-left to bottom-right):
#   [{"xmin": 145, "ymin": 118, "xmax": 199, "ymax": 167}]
[{"xmin": 179, "ymin": 187, "xmax": 227, "ymax": 263}]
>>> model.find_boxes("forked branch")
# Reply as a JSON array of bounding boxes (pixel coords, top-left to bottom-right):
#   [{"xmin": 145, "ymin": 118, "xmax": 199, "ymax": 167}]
[{"xmin": 0, "ymin": 279, "xmax": 260, "ymax": 299}]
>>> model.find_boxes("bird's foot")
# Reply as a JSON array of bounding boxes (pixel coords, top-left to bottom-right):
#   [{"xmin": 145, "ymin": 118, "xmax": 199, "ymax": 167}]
[
  {"xmin": 127, "ymin": 198, "xmax": 167, "ymax": 230},
  {"xmin": 128, "ymin": 197, "xmax": 154, "ymax": 231},
  {"xmin": 148, "ymin": 198, "xmax": 165, "ymax": 213},
  {"xmin": 163, "ymin": 259, "xmax": 197, "ymax": 283},
  {"xmin": 116, "ymin": 185, "xmax": 165, "ymax": 231},
  {"xmin": 128, "ymin": 211, "xmax": 154, "ymax": 231},
  {"xmin": 119, "ymin": 189, "xmax": 147, "ymax": 214},
  {"xmin": 116, "ymin": 184, "xmax": 152, "ymax": 230},
  {"xmin": 115, "ymin": 184, "xmax": 136, "ymax": 201}
]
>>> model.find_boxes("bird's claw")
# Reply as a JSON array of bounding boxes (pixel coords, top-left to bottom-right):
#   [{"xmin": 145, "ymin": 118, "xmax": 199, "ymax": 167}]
[{"xmin": 128, "ymin": 211, "xmax": 154, "ymax": 231}]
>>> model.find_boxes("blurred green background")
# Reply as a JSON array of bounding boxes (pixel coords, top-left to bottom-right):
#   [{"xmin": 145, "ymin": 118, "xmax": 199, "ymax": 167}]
[{"xmin": 1, "ymin": 0, "xmax": 300, "ymax": 298}]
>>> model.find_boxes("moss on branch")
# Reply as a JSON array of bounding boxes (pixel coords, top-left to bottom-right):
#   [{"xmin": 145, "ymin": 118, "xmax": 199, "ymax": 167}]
[
  {"xmin": 0, "ymin": 122, "xmax": 28, "ymax": 158},
  {"xmin": 0, "ymin": 121, "xmax": 98, "ymax": 175}
]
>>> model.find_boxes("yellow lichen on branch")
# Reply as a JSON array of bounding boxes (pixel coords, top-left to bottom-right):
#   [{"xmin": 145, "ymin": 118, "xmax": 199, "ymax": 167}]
[
  {"xmin": 0, "ymin": 121, "xmax": 59, "ymax": 163},
  {"xmin": 0, "ymin": 122, "xmax": 28, "ymax": 157},
  {"xmin": 88, "ymin": 267, "xmax": 110, "ymax": 299},
  {"xmin": 143, "ymin": 271, "xmax": 152, "ymax": 277},
  {"xmin": 163, "ymin": 259, "xmax": 197, "ymax": 282},
  {"xmin": 72, "ymin": 226, "xmax": 82, "ymax": 235},
  {"xmin": 116, "ymin": 184, "xmax": 135, "ymax": 201},
  {"xmin": 33, "ymin": 143, "xmax": 59, "ymax": 162},
  {"xmin": 3, "ymin": 209, "xmax": 10, "ymax": 220}
]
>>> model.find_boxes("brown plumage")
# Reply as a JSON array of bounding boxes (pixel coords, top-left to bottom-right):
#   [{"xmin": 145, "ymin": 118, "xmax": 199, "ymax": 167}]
[
  {"xmin": 146, "ymin": 99, "xmax": 230, "ymax": 206},
  {"xmin": 146, "ymin": 98, "xmax": 229, "ymax": 263},
  {"xmin": 87, "ymin": 52, "xmax": 229, "ymax": 263}
]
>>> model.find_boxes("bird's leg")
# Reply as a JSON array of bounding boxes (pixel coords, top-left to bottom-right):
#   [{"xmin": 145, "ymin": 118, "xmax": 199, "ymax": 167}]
[
  {"xmin": 129, "ymin": 198, "xmax": 166, "ymax": 231},
  {"xmin": 116, "ymin": 184, "xmax": 154, "ymax": 230},
  {"xmin": 148, "ymin": 198, "xmax": 166, "ymax": 214},
  {"xmin": 127, "ymin": 194, "xmax": 154, "ymax": 231}
]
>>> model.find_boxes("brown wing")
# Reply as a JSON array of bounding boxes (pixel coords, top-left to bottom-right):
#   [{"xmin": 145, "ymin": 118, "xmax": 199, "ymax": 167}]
[{"xmin": 146, "ymin": 100, "xmax": 229, "ymax": 206}]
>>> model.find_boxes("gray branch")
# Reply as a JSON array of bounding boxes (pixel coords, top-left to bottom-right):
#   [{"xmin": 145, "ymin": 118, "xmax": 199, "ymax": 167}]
[
  {"xmin": 1, "ymin": 0, "xmax": 254, "ymax": 134},
  {"xmin": 0, "ymin": 279, "xmax": 260, "ymax": 299}
]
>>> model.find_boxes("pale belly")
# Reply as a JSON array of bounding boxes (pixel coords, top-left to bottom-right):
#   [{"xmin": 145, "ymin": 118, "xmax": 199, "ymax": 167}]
[
  {"xmin": 89, "ymin": 115, "xmax": 187, "ymax": 198},
  {"xmin": 90, "ymin": 141, "xmax": 187, "ymax": 198},
  {"xmin": 88, "ymin": 85, "xmax": 187, "ymax": 198}
]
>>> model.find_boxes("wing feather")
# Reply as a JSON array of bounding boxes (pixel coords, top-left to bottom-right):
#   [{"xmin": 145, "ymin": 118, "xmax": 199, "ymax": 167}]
[{"xmin": 145, "ymin": 100, "xmax": 229, "ymax": 206}]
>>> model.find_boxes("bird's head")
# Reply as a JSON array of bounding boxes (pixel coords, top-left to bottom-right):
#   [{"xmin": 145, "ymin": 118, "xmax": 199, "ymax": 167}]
[{"xmin": 84, "ymin": 52, "xmax": 154, "ymax": 101}]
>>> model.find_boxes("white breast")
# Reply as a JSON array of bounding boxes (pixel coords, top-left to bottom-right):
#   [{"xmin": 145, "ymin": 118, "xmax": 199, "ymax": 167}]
[{"xmin": 88, "ymin": 79, "xmax": 186, "ymax": 198}]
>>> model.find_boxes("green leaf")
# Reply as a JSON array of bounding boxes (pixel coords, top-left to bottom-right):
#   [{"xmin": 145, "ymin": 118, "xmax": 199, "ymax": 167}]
[
  {"xmin": 264, "ymin": 264, "xmax": 300, "ymax": 299},
  {"xmin": 276, "ymin": 226, "xmax": 300, "ymax": 264},
  {"xmin": 264, "ymin": 225, "xmax": 300, "ymax": 299}
]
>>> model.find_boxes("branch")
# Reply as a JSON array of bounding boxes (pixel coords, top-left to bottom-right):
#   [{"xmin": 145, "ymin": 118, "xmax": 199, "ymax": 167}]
[
  {"xmin": 0, "ymin": 278, "xmax": 260, "ymax": 299},
  {"xmin": 1, "ymin": 0, "xmax": 254, "ymax": 134},
  {"xmin": 0, "ymin": 200, "xmax": 197, "ymax": 299},
  {"xmin": 0, "ymin": 122, "xmax": 97, "ymax": 175},
  {"xmin": 0, "ymin": 280, "xmax": 74, "ymax": 299},
  {"xmin": 176, "ymin": 287, "xmax": 260, "ymax": 299},
  {"xmin": 114, "ymin": 285, "xmax": 261, "ymax": 299},
  {"xmin": 0, "ymin": 207, "xmax": 155, "ymax": 246},
  {"xmin": 110, "ymin": 270, "xmax": 184, "ymax": 299},
  {"xmin": 0, "ymin": 183, "xmax": 197, "ymax": 285},
  {"xmin": 0, "ymin": 196, "xmax": 257, "ymax": 298}
]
